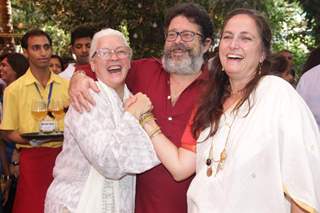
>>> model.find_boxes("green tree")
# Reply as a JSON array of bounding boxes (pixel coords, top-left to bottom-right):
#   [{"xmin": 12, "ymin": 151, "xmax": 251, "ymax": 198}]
[
  {"xmin": 294, "ymin": 0, "xmax": 320, "ymax": 46},
  {"xmin": 266, "ymin": 0, "xmax": 315, "ymax": 74},
  {"xmin": 10, "ymin": 0, "xmax": 317, "ymax": 73},
  {"xmin": 11, "ymin": 1, "xmax": 69, "ymax": 56}
]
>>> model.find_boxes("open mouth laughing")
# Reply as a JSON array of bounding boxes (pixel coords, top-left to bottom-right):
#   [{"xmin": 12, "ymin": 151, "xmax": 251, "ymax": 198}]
[
  {"xmin": 226, "ymin": 54, "xmax": 244, "ymax": 61},
  {"xmin": 107, "ymin": 65, "xmax": 122, "ymax": 73}
]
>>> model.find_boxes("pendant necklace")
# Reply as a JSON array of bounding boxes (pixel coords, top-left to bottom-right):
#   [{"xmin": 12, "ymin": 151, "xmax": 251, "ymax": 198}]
[{"xmin": 206, "ymin": 111, "xmax": 238, "ymax": 177}]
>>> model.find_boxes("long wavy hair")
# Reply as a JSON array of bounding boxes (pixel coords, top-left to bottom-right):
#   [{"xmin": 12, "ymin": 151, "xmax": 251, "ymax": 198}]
[{"xmin": 192, "ymin": 8, "xmax": 272, "ymax": 139}]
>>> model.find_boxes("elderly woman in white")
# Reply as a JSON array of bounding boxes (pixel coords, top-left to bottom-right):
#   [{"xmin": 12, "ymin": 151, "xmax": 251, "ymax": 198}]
[{"xmin": 45, "ymin": 28, "xmax": 159, "ymax": 213}]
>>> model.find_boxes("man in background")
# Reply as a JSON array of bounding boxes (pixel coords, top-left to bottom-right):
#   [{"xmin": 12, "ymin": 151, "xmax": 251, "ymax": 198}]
[
  {"xmin": 0, "ymin": 29, "xmax": 69, "ymax": 213},
  {"xmin": 60, "ymin": 25, "xmax": 96, "ymax": 80}
]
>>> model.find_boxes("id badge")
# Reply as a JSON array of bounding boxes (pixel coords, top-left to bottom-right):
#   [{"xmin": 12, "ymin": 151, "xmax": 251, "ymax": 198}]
[{"xmin": 40, "ymin": 120, "xmax": 56, "ymax": 132}]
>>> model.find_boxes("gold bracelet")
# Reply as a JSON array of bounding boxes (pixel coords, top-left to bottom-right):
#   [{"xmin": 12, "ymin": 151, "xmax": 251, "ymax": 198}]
[
  {"xmin": 139, "ymin": 112, "xmax": 155, "ymax": 126},
  {"xmin": 140, "ymin": 115, "xmax": 155, "ymax": 126},
  {"xmin": 139, "ymin": 112, "xmax": 152, "ymax": 121},
  {"xmin": 149, "ymin": 127, "xmax": 162, "ymax": 139}
]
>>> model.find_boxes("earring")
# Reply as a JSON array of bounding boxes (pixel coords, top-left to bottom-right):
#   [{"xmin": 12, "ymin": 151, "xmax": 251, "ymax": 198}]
[
  {"xmin": 258, "ymin": 62, "xmax": 262, "ymax": 75},
  {"xmin": 221, "ymin": 66, "xmax": 225, "ymax": 72}
]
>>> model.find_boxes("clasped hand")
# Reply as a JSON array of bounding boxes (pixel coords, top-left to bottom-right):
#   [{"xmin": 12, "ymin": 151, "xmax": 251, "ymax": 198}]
[{"xmin": 124, "ymin": 93, "xmax": 153, "ymax": 120}]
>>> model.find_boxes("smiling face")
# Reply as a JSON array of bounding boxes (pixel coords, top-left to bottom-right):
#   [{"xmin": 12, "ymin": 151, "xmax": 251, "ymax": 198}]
[
  {"xmin": 0, "ymin": 57, "xmax": 17, "ymax": 84},
  {"xmin": 90, "ymin": 35, "xmax": 131, "ymax": 92},
  {"xmin": 162, "ymin": 15, "xmax": 210, "ymax": 75},
  {"xmin": 219, "ymin": 14, "xmax": 265, "ymax": 81}
]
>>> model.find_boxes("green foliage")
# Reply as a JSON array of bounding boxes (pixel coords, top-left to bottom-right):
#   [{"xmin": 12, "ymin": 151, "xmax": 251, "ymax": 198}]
[
  {"xmin": 294, "ymin": 0, "xmax": 320, "ymax": 45},
  {"xmin": 10, "ymin": 0, "xmax": 318, "ymax": 74},
  {"xmin": 11, "ymin": 0, "xmax": 70, "ymax": 57},
  {"xmin": 202, "ymin": 0, "xmax": 271, "ymax": 34},
  {"xmin": 266, "ymin": 0, "xmax": 315, "ymax": 75},
  {"xmin": 42, "ymin": 25, "xmax": 70, "ymax": 57}
]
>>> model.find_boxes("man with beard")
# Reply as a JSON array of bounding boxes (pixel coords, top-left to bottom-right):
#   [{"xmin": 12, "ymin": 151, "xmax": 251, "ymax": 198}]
[{"xmin": 69, "ymin": 3, "xmax": 213, "ymax": 213}]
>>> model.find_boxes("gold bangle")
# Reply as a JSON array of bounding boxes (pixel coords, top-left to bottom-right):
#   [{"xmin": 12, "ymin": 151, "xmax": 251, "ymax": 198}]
[
  {"xmin": 139, "ymin": 112, "xmax": 152, "ymax": 121},
  {"xmin": 139, "ymin": 112, "xmax": 155, "ymax": 126},
  {"xmin": 140, "ymin": 115, "xmax": 155, "ymax": 126},
  {"xmin": 149, "ymin": 127, "xmax": 162, "ymax": 139}
]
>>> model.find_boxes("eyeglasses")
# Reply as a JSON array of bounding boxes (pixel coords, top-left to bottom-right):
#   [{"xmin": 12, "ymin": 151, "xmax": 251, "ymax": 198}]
[
  {"xmin": 92, "ymin": 47, "xmax": 131, "ymax": 60},
  {"xmin": 165, "ymin": 30, "xmax": 203, "ymax": 42}
]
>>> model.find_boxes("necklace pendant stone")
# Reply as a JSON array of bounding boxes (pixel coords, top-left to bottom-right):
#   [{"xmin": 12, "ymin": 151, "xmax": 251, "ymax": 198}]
[
  {"xmin": 207, "ymin": 167, "xmax": 213, "ymax": 177},
  {"xmin": 206, "ymin": 158, "xmax": 212, "ymax": 166},
  {"xmin": 220, "ymin": 149, "xmax": 227, "ymax": 161}
]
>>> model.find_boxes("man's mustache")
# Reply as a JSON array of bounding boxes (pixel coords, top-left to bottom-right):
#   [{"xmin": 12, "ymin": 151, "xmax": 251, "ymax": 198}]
[{"xmin": 164, "ymin": 43, "xmax": 192, "ymax": 55}]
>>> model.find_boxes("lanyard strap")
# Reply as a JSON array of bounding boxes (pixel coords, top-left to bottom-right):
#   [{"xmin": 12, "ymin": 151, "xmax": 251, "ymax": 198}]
[{"xmin": 34, "ymin": 82, "xmax": 54, "ymax": 106}]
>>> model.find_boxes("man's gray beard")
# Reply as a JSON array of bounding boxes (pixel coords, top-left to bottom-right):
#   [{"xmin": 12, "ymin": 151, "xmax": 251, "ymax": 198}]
[{"xmin": 162, "ymin": 52, "xmax": 204, "ymax": 75}]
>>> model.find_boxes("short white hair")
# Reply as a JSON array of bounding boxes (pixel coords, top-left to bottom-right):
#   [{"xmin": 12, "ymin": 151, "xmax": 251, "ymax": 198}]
[{"xmin": 89, "ymin": 28, "xmax": 130, "ymax": 59}]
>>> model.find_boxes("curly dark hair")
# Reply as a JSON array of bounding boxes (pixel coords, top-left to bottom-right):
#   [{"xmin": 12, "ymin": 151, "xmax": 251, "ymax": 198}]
[
  {"xmin": 192, "ymin": 8, "xmax": 272, "ymax": 139},
  {"xmin": 164, "ymin": 2, "xmax": 213, "ymax": 44}
]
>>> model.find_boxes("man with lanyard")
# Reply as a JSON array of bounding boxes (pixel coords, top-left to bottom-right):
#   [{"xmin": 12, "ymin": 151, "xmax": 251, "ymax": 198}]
[
  {"xmin": 69, "ymin": 3, "xmax": 213, "ymax": 212},
  {"xmin": 59, "ymin": 25, "xmax": 96, "ymax": 80},
  {"xmin": 0, "ymin": 29, "xmax": 69, "ymax": 213}
]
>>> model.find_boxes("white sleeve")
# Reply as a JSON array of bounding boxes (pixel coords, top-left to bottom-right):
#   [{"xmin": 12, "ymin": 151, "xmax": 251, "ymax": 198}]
[
  {"xmin": 296, "ymin": 75, "xmax": 306, "ymax": 97},
  {"xmin": 59, "ymin": 64, "xmax": 75, "ymax": 80},
  {"xmin": 278, "ymin": 83, "xmax": 320, "ymax": 212},
  {"xmin": 65, "ymin": 91, "xmax": 159, "ymax": 180}
]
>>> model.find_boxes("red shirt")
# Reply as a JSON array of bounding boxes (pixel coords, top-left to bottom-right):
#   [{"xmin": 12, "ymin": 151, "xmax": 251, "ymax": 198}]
[
  {"xmin": 127, "ymin": 58, "xmax": 208, "ymax": 213},
  {"xmin": 75, "ymin": 63, "xmax": 97, "ymax": 80},
  {"xmin": 181, "ymin": 110, "xmax": 197, "ymax": 153}
]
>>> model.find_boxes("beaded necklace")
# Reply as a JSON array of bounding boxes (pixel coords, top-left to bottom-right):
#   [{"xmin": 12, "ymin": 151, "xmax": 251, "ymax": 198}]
[{"xmin": 206, "ymin": 110, "xmax": 238, "ymax": 177}]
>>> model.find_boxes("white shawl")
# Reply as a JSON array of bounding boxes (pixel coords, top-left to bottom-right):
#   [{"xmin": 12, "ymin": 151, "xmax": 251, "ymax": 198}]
[{"xmin": 76, "ymin": 80, "xmax": 149, "ymax": 213}]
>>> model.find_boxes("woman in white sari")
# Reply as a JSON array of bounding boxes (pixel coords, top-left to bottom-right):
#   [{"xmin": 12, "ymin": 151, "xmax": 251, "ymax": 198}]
[
  {"xmin": 45, "ymin": 28, "xmax": 159, "ymax": 213},
  {"xmin": 139, "ymin": 9, "xmax": 320, "ymax": 213}
]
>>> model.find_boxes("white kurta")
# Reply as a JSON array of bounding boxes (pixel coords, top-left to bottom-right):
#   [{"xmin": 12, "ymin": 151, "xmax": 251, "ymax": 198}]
[
  {"xmin": 187, "ymin": 76, "xmax": 320, "ymax": 213},
  {"xmin": 45, "ymin": 81, "xmax": 159, "ymax": 213}
]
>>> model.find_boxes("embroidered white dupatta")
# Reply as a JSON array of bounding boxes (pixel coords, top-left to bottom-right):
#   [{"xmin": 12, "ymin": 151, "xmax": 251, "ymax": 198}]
[{"xmin": 76, "ymin": 80, "xmax": 131, "ymax": 213}]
